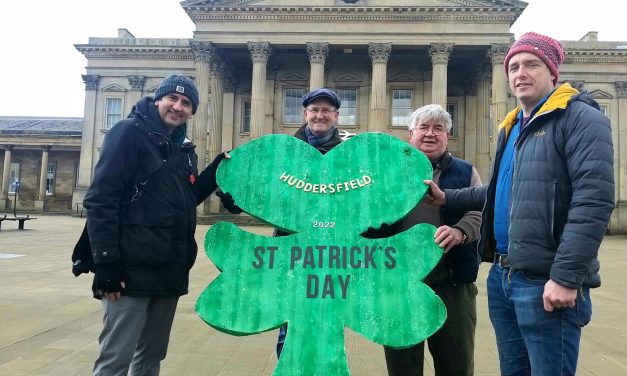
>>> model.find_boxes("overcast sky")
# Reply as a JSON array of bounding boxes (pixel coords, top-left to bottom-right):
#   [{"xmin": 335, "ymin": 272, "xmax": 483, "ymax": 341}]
[{"xmin": 1, "ymin": 0, "xmax": 624, "ymax": 118}]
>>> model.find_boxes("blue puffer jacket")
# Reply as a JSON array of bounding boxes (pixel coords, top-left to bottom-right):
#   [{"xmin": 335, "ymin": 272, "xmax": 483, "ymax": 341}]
[{"xmin": 446, "ymin": 83, "xmax": 614, "ymax": 289}]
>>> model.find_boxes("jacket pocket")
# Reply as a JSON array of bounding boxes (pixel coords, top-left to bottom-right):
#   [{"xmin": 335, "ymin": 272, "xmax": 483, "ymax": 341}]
[{"xmin": 120, "ymin": 212, "xmax": 175, "ymax": 267}]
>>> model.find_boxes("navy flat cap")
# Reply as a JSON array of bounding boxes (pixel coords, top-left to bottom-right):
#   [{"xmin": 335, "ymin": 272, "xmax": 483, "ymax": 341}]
[{"xmin": 301, "ymin": 88, "xmax": 341, "ymax": 109}]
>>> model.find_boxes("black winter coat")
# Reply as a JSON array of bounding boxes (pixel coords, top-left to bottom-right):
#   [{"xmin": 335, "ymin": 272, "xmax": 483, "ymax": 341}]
[
  {"xmin": 83, "ymin": 97, "xmax": 220, "ymax": 297},
  {"xmin": 446, "ymin": 84, "xmax": 614, "ymax": 289}
]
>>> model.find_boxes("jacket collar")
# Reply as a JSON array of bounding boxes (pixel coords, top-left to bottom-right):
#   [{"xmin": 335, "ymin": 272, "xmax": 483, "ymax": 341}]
[
  {"xmin": 498, "ymin": 83, "xmax": 579, "ymax": 138},
  {"xmin": 432, "ymin": 151, "xmax": 452, "ymax": 171}
]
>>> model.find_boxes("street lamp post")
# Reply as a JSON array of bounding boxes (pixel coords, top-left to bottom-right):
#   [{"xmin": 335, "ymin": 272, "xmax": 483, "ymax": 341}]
[{"xmin": 13, "ymin": 179, "xmax": 19, "ymax": 217}]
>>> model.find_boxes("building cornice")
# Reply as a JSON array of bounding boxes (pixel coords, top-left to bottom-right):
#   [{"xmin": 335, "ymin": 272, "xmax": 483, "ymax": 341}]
[
  {"xmin": 186, "ymin": 7, "xmax": 522, "ymax": 24},
  {"xmin": 565, "ymin": 50, "xmax": 627, "ymax": 64},
  {"xmin": 74, "ymin": 44, "xmax": 627, "ymax": 64},
  {"xmin": 75, "ymin": 45, "xmax": 193, "ymax": 60},
  {"xmin": 181, "ymin": 0, "xmax": 526, "ymax": 6}
]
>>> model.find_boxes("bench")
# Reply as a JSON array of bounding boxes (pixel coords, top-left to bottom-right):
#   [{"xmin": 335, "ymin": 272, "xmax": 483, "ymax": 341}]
[{"xmin": 0, "ymin": 214, "xmax": 37, "ymax": 230}]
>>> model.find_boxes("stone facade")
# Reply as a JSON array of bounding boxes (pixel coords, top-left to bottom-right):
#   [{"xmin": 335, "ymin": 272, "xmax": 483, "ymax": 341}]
[
  {"xmin": 0, "ymin": 117, "xmax": 81, "ymax": 212},
  {"xmin": 5, "ymin": 0, "xmax": 625, "ymax": 233}
]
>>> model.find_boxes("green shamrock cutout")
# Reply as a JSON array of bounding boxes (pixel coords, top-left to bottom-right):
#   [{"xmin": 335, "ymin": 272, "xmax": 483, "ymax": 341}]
[{"xmin": 196, "ymin": 133, "xmax": 446, "ymax": 375}]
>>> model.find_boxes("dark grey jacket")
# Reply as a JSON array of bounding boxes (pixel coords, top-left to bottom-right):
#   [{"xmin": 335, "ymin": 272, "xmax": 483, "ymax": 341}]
[{"xmin": 446, "ymin": 84, "xmax": 614, "ymax": 289}]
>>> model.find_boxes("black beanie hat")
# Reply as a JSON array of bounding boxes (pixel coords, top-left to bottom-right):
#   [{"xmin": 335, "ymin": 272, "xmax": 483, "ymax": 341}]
[{"xmin": 154, "ymin": 75, "xmax": 199, "ymax": 114}]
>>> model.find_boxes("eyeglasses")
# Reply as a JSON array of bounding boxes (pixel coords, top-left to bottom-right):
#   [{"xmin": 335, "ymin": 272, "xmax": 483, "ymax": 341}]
[
  {"xmin": 413, "ymin": 124, "xmax": 447, "ymax": 136},
  {"xmin": 306, "ymin": 107, "xmax": 337, "ymax": 115}
]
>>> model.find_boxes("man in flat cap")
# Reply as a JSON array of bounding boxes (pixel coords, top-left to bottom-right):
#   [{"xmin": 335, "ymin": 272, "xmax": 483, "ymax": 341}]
[
  {"xmin": 275, "ymin": 87, "xmax": 344, "ymax": 356},
  {"xmin": 81, "ymin": 74, "xmax": 229, "ymax": 375},
  {"xmin": 293, "ymin": 88, "xmax": 343, "ymax": 152}
]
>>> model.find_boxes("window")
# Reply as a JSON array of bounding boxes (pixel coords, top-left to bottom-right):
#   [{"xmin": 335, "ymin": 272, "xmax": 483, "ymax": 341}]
[
  {"xmin": 392, "ymin": 89, "xmax": 412, "ymax": 126},
  {"xmin": 599, "ymin": 104, "xmax": 608, "ymax": 117},
  {"xmin": 337, "ymin": 89, "xmax": 357, "ymax": 125},
  {"xmin": 446, "ymin": 102, "xmax": 458, "ymax": 137},
  {"xmin": 105, "ymin": 98, "xmax": 123, "ymax": 130},
  {"xmin": 241, "ymin": 100, "xmax": 251, "ymax": 133},
  {"xmin": 8, "ymin": 162, "xmax": 20, "ymax": 193},
  {"xmin": 283, "ymin": 88, "xmax": 305, "ymax": 124},
  {"xmin": 45, "ymin": 163, "xmax": 56, "ymax": 195}
]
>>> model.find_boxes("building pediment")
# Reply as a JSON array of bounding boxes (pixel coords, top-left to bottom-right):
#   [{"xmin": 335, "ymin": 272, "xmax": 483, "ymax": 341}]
[
  {"xmin": 389, "ymin": 73, "xmax": 418, "ymax": 82},
  {"xmin": 278, "ymin": 72, "xmax": 308, "ymax": 82},
  {"xmin": 101, "ymin": 84, "xmax": 127, "ymax": 92},
  {"xmin": 334, "ymin": 73, "xmax": 363, "ymax": 83},
  {"xmin": 182, "ymin": 0, "xmax": 526, "ymax": 33},
  {"xmin": 588, "ymin": 89, "xmax": 613, "ymax": 100}
]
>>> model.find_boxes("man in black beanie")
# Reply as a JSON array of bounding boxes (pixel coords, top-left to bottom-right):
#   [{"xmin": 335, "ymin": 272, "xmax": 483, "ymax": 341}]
[{"xmin": 81, "ymin": 74, "xmax": 225, "ymax": 375}]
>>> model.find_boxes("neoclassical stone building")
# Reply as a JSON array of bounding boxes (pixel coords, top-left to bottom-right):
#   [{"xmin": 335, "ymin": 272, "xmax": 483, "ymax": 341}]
[
  {"xmin": 0, "ymin": 117, "xmax": 82, "ymax": 212},
  {"xmin": 2, "ymin": 0, "xmax": 625, "ymax": 232}
]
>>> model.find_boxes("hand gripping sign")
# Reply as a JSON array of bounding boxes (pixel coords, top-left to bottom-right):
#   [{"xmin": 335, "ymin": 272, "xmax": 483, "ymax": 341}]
[{"xmin": 196, "ymin": 132, "xmax": 446, "ymax": 376}]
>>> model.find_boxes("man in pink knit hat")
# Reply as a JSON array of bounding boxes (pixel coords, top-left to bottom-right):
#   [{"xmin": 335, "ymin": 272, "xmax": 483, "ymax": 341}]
[{"xmin": 424, "ymin": 31, "xmax": 614, "ymax": 375}]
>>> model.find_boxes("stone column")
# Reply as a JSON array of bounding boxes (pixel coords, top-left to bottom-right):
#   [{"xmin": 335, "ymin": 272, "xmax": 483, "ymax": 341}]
[
  {"xmin": 476, "ymin": 66, "xmax": 492, "ymax": 180},
  {"xmin": 222, "ymin": 78, "xmax": 236, "ymax": 152},
  {"xmin": 464, "ymin": 80, "xmax": 478, "ymax": 165},
  {"xmin": 307, "ymin": 42, "xmax": 329, "ymax": 90},
  {"xmin": 368, "ymin": 42, "xmax": 392, "ymax": 132},
  {"xmin": 206, "ymin": 64, "xmax": 230, "ymax": 214},
  {"xmin": 614, "ymin": 81, "xmax": 627, "ymax": 234},
  {"xmin": 247, "ymin": 42, "xmax": 271, "ymax": 139},
  {"xmin": 209, "ymin": 60, "xmax": 225, "ymax": 161},
  {"xmin": 429, "ymin": 43, "xmax": 454, "ymax": 107},
  {"xmin": 1, "ymin": 145, "xmax": 13, "ymax": 208},
  {"xmin": 127, "ymin": 75, "xmax": 145, "ymax": 107},
  {"xmin": 72, "ymin": 74, "xmax": 100, "ymax": 209},
  {"xmin": 35, "ymin": 146, "xmax": 50, "ymax": 210},
  {"xmin": 190, "ymin": 41, "xmax": 214, "ymax": 171},
  {"xmin": 489, "ymin": 44, "xmax": 510, "ymax": 159}
]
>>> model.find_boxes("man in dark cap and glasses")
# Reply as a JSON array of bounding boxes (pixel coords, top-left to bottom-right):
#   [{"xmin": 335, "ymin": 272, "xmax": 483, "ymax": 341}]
[
  {"xmin": 275, "ymin": 87, "xmax": 344, "ymax": 356},
  {"xmin": 294, "ymin": 88, "xmax": 343, "ymax": 153}
]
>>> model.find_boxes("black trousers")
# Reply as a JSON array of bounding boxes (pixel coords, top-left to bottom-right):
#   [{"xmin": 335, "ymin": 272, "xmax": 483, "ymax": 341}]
[{"xmin": 384, "ymin": 282, "xmax": 477, "ymax": 376}]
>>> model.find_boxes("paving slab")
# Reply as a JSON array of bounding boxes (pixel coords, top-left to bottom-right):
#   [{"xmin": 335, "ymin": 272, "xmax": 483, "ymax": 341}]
[{"xmin": 0, "ymin": 215, "xmax": 625, "ymax": 375}]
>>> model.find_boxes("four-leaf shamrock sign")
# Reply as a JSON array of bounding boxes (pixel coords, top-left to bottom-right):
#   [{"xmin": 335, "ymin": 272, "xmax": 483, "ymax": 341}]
[{"xmin": 196, "ymin": 132, "xmax": 446, "ymax": 375}]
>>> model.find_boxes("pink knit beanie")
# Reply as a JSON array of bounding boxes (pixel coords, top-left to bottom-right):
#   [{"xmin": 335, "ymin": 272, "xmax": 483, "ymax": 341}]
[{"xmin": 503, "ymin": 32, "xmax": 565, "ymax": 85}]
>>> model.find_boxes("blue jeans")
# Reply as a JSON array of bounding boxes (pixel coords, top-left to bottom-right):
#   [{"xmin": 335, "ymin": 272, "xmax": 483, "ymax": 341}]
[
  {"xmin": 276, "ymin": 324, "xmax": 287, "ymax": 358},
  {"xmin": 487, "ymin": 264, "xmax": 592, "ymax": 376}
]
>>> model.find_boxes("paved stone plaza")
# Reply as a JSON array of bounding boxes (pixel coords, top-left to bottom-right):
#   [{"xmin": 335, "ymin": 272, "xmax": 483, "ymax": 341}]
[{"xmin": 0, "ymin": 215, "xmax": 625, "ymax": 375}]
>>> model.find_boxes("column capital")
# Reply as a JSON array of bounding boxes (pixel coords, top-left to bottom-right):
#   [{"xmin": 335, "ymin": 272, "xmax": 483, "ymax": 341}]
[
  {"xmin": 368, "ymin": 42, "xmax": 392, "ymax": 64},
  {"xmin": 2, "ymin": 144, "xmax": 14, "ymax": 151},
  {"xmin": 269, "ymin": 60, "xmax": 280, "ymax": 75},
  {"xmin": 477, "ymin": 64, "xmax": 492, "ymax": 82},
  {"xmin": 488, "ymin": 44, "xmax": 510, "ymax": 66},
  {"xmin": 41, "ymin": 145, "xmax": 51, "ymax": 151},
  {"xmin": 247, "ymin": 42, "xmax": 272, "ymax": 63},
  {"xmin": 615, "ymin": 81, "xmax": 627, "ymax": 98},
  {"xmin": 211, "ymin": 58, "xmax": 226, "ymax": 77},
  {"xmin": 190, "ymin": 41, "xmax": 217, "ymax": 64},
  {"xmin": 127, "ymin": 75, "xmax": 146, "ymax": 91},
  {"xmin": 429, "ymin": 43, "xmax": 454, "ymax": 65},
  {"xmin": 306, "ymin": 42, "xmax": 329, "ymax": 64},
  {"xmin": 82, "ymin": 74, "xmax": 100, "ymax": 91},
  {"xmin": 224, "ymin": 76, "xmax": 236, "ymax": 93},
  {"xmin": 465, "ymin": 79, "xmax": 478, "ymax": 96}
]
